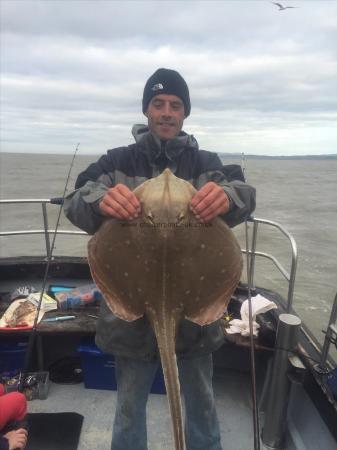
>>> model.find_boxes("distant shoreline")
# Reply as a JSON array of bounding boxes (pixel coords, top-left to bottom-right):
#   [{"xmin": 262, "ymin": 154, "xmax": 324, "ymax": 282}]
[
  {"xmin": 218, "ymin": 153, "xmax": 337, "ymax": 160},
  {"xmin": 1, "ymin": 151, "xmax": 337, "ymax": 160}
]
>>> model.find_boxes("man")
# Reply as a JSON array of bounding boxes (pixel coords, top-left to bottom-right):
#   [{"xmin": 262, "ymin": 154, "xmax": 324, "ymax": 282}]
[{"xmin": 64, "ymin": 68, "xmax": 256, "ymax": 450}]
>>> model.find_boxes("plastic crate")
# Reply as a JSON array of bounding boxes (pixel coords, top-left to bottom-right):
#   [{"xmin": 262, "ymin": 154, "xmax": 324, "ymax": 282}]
[
  {"xmin": 77, "ymin": 342, "xmax": 117, "ymax": 391},
  {"xmin": 77, "ymin": 340, "xmax": 166, "ymax": 394}
]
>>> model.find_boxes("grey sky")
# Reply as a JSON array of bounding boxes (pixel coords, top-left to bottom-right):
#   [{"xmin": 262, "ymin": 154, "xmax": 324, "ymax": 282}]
[{"xmin": 1, "ymin": 0, "xmax": 337, "ymax": 155}]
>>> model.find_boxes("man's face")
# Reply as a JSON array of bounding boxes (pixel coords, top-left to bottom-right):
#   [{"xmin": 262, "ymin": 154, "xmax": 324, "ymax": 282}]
[{"xmin": 145, "ymin": 94, "xmax": 185, "ymax": 140}]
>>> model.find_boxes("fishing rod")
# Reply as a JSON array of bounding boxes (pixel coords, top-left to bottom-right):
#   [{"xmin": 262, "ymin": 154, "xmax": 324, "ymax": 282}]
[
  {"xmin": 244, "ymin": 218, "xmax": 261, "ymax": 450},
  {"xmin": 241, "ymin": 152, "xmax": 261, "ymax": 449},
  {"xmin": 18, "ymin": 143, "xmax": 80, "ymax": 392}
]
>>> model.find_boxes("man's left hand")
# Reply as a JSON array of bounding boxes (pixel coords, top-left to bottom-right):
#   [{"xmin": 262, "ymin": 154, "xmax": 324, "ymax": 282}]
[{"xmin": 190, "ymin": 182, "xmax": 231, "ymax": 222}]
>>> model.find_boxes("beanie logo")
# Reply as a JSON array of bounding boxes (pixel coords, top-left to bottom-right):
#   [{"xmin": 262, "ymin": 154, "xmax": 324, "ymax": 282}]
[{"xmin": 151, "ymin": 83, "xmax": 164, "ymax": 91}]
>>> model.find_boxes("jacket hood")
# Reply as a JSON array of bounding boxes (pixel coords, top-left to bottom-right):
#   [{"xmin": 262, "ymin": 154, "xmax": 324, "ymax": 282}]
[
  {"xmin": 132, "ymin": 123, "xmax": 198, "ymax": 158},
  {"xmin": 131, "ymin": 124, "xmax": 199, "ymax": 175},
  {"xmin": 132, "ymin": 124, "xmax": 198, "ymax": 148}
]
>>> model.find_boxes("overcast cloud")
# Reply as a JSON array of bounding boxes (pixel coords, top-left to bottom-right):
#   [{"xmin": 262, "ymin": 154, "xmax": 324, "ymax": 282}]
[{"xmin": 1, "ymin": 0, "xmax": 337, "ymax": 155}]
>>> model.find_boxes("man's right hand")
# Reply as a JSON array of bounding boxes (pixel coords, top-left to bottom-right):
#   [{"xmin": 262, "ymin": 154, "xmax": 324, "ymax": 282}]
[{"xmin": 99, "ymin": 184, "xmax": 141, "ymax": 220}]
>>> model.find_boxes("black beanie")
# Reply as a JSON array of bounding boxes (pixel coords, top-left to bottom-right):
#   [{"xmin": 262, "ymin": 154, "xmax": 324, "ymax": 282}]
[{"xmin": 142, "ymin": 68, "xmax": 191, "ymax": 117}]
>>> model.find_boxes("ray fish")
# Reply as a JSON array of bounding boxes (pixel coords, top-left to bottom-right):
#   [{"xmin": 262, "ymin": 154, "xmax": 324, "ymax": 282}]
[{"xmin": 88, "ymin": 168, "xmax": 243, "ymax": 450}]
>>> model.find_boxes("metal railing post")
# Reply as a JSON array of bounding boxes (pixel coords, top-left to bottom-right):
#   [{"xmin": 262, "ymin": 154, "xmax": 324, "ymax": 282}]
[
  {"xmin": 41, "ymin": 203, "xmax": 51, "ymax": 259},
  {"xmin": 249, "ymin": 220, "xmax": 258, "ymax": 288},
  {"xmin": 286, "ymin": 239, "xmax": 298, "ymax": 312}
]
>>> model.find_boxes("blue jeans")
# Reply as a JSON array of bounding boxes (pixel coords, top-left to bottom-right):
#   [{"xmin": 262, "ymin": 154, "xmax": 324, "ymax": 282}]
[{"xmin": 111, "ymin": 354, "xmax": 222, "ymax": 450}]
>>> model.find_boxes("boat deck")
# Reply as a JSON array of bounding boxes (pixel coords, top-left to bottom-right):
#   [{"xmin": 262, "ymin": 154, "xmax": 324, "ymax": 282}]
[
  {"xmin": 1, "ymin": 257, "xmax": 336, "ymax": 450},
  {"xmin": 27, "ymin": 368, "xmax": 279, "ymax": 450}
]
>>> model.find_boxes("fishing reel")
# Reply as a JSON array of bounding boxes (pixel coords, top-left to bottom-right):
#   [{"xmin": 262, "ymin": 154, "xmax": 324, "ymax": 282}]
[
  {"xmin": 23, "ymin": 374, "xmax": 38, "ymax": 388},
  {"xmin": 4, "ymin": 373, "xmax": 38, "ymax": 391}
]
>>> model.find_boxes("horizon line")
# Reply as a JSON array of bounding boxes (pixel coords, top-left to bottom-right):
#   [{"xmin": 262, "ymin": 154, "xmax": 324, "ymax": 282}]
[{"xmin": 1, "ymin": 151, "xmax": 337, "ymax": 158}]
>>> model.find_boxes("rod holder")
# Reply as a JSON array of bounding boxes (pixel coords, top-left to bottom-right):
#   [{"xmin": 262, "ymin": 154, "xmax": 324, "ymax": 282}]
[{"xmin": 261, "ymin": 313, "xmax": 301, "ymax": 450}]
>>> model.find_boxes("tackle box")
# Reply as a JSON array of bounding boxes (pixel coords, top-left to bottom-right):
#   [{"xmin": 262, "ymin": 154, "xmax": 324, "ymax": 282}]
[{"xmin": 5, "ymin": 371, "xmax": 50, "ymax": 400}]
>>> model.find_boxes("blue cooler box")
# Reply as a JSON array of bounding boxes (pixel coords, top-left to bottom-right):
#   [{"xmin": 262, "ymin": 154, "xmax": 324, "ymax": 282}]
[
  {"xmin": 0, "ymin": 341, "xmax": 28, "ymax": 378},
  {"xmin": 77, "ymin": 339, "xmax": 166, "ymax": 394}
]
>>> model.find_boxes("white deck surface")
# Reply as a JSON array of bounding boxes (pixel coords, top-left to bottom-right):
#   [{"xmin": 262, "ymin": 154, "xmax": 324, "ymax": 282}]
[{"xmin": 28, "ymin": 369, "xmax": 263, "ymax": 450}]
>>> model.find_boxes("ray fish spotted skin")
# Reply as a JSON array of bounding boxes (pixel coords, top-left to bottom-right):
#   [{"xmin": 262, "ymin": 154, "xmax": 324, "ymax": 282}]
[{"xmin": 87, "ymin": 169, "xmax": 243, "ymax": 450}]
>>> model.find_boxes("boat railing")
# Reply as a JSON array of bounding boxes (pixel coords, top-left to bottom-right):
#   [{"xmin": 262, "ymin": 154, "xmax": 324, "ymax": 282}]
[
  {"xmin": 317, "ymin": 292, "xmax": 337, "ymax": 372},
  {"xmin": 242, "ymin": 217, "xmax": 298, "ymax": 313},
  {"xmin": 0, "ymin": 198, "xmax": 87, "ymax": 260},
  {"xmin": 0, "ymin": 198, "xmax": 297, "ymax": 312}
]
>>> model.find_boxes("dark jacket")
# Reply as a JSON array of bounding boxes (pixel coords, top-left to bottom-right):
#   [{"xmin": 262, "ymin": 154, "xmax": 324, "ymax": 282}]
[{"xmin": 64, "ymin": 126, "xmax": 256, "ymax": 360}]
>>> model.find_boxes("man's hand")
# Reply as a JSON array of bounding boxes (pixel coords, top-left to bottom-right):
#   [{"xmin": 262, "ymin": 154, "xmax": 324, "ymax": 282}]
[
  {"xmin": 4, "ymin": 428, "xmax": 28, "ymax": 450},
  {"xmin": 99, "ymin": 184, "xmax": 141, "ymax": 220},
  {"xmin": 190, "ymin": 182, "xmax": 231, "ymax": 222}
]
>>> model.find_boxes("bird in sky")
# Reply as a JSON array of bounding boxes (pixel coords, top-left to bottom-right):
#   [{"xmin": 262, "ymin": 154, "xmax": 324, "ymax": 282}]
[{"xmin": 272, "ymin": 2, "xmax": 298, "ymax": 10}]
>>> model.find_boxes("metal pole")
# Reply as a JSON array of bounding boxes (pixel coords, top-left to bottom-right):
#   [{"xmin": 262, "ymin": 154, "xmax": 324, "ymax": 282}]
[
  {"xmin": 42, "ymin": 203, "xmax": 51, "ymax": 259},
  {"xmin": 249, "ymin": 220, "xmax": 258, "ymax": 289},
  {"xmin": 261, "ymin": 313, "xmax": 301, "ymax": 449},
  {"xmin": 286, "ymin": 250, "xmax": 298, "ymax": 313}
]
